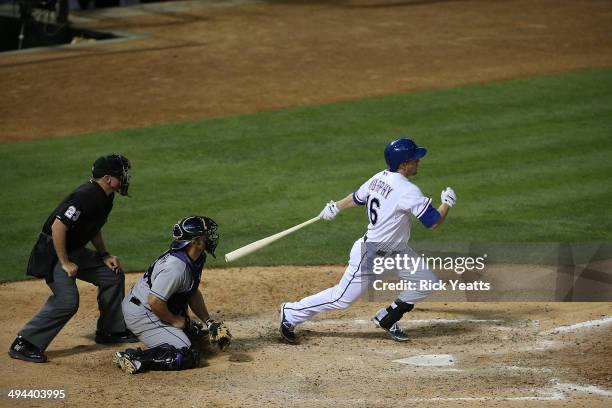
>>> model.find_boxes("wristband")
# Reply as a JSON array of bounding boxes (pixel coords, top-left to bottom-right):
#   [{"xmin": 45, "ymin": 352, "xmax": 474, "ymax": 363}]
[{"xmin": 99, "ymin": 251, "xmax": 110, "ymax": 258}]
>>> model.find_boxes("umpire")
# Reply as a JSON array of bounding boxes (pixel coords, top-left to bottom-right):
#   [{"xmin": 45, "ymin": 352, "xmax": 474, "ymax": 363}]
[{"xmin": 8, "ymin": 154, "xmax": 137, "ymax": 363}]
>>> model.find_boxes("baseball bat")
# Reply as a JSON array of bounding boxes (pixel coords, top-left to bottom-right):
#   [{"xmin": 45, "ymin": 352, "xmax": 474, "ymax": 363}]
[{"xmin": 224, "ymin": 216, "xmax": 321, "ymax": 263}]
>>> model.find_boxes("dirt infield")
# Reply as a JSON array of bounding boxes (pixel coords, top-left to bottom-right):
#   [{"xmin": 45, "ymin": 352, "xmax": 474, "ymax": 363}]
[
  {"xmin": 1, "ymin": 0, "xmax": 611, "ymax": 406},
  {"xmin": 1, "ymin": 0, "xmax": 612, "ymax": 142},
  {"xmin": 1, "ymin": 268, "xmax": 611, "ymax": 407}
]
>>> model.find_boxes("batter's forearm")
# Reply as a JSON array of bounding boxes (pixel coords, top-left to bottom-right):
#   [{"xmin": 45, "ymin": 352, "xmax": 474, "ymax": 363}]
[
  {"xmin": 336, "ymin": 193, "xmax": 359, "ymax": 211},
  {"xmin": 188, "ymin": 290, "xmax": 210, "ymax": 322},
  {"xmin": 51, "ymin": 219, "xmax": 70, "ymax": 265},
  {"xmin": 432, "ymin": 203, "xmax": 450, "ymax": 229}
]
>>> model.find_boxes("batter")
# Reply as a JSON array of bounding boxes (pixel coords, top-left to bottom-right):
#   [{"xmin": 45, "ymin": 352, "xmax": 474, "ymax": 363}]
[{"xmin": 280, "ymin": 138, "xmax": 457, "ymax": 343}]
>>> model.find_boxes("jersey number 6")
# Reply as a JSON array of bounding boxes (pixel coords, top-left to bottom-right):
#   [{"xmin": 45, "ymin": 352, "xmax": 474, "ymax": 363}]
[{"xmin": 368, "ymin": 197, "xmax": 380, "ymax": 225}]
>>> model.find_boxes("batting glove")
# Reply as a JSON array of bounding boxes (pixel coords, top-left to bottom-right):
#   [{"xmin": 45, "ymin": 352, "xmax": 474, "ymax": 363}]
[
  {"xmin": 441, "ymin": 187, "xmax": 457, "ymax": 207},
  {"xmin": 319, "ymin": 200, "xmax": 340, "ymax": 221}
]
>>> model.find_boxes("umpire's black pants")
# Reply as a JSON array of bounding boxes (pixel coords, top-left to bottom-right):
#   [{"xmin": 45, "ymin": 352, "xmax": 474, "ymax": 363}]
[{"xmin": 19, "ymin": 247, "xmax": 127, "ymax": 351}]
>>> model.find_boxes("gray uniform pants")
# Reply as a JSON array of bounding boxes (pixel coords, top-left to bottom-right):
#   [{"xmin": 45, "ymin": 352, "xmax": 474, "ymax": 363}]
[
  {"xmin": 122, "ymin": 294, "xmax": 191, "ymax": 349},
  {"xmin": 19, "ymin": 247, "xmax": 127, "ymax": 350}
]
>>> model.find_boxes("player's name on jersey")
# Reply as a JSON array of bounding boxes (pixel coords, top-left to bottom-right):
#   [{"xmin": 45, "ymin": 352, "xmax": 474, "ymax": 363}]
[
  {"xmin": 368, "ymin": 178, "xmax": 394, "ymax": 199},
  {"xmin": 372, "ymin": 279, "xmax": 491, "ymax": 292}
]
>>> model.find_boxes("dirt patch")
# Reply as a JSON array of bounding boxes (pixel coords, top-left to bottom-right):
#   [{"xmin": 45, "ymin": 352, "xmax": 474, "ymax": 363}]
[
  {"xmin": 1, "ymin": 0, "xmax": 612, "ymax": 142},
  {"xmin": 1, "ymin": 267, "xmax": 611, "ymax": 407}
]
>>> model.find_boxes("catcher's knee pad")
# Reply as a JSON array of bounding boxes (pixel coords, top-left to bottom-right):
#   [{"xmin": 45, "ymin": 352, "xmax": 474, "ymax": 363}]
[
  {"xmin": 132, "ymin": 344, "xmax": 200, "ymax": 371},
  {"xmin": 377, "ymin": 300, "xmax": 414, "ymax": 330}
]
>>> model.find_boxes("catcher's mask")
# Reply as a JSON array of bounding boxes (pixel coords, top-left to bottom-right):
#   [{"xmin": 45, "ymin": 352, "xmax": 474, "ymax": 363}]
[
  {"xmin": 170, "ymin": 215, "xmax": 219, "ymax": 257},
  {"xmin": 92, "ymin": 154, "xmax": 131, "ymax": 196}
]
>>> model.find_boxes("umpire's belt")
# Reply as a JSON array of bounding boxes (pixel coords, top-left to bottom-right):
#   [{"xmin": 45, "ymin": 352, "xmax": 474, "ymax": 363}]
[{"xmin": 130, "ymin": 297, "xmax": 142, "ymax": 306}]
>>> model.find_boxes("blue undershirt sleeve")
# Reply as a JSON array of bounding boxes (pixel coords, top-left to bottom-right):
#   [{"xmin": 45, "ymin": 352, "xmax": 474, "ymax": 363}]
[{"xmin": 418, "ymin": 203, "xmax": 441, "ymax": 228}]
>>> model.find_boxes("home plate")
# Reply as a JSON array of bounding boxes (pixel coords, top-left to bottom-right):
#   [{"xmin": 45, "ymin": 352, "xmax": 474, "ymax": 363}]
[{"xmin": 394, "ymin": 354, "xmax": 455, "ymax": 366}]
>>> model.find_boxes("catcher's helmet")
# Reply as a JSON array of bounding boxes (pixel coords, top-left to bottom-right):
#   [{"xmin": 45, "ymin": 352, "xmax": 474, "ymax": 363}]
[
  {"xmin": 384, "ymin": 138, "xmax": 427, "ymax": 172},
  {"xmin": 92, "ymin": 154, "xmax": 131, "ymax": 196},
  {"xmin": 170, "ymin": 215, "xmax": 219, "ymax": 257}
]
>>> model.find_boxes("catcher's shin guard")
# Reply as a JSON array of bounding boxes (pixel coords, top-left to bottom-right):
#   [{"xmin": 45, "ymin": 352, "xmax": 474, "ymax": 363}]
[
  {"xmin": 373, "ymin": 300, "xmax": 414, "ymax": 330},
  {"xmin": 127, "ymin": 344, "xmax": 200, "ymax": 372}
]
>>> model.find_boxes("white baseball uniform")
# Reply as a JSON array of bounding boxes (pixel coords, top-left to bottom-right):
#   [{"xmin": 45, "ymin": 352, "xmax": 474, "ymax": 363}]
[{"xmin": 284, "ymin": 170, "xmax": 440, "ymax": 326}]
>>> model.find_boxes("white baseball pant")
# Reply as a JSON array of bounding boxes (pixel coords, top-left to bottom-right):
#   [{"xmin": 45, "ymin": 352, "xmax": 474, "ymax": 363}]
[{"xmin": 283, "ymin": 237, "xmax": 436, "ymax": 326}]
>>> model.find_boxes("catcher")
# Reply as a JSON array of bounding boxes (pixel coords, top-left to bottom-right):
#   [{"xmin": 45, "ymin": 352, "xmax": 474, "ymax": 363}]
[{"xmin": 113, "ymin": 215, "xmax": 231, "ymax": 374}]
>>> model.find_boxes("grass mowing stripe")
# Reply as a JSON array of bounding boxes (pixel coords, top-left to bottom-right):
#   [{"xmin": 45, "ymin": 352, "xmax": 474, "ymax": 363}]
[{"xmin": 0, "ymin": 68, "xmax": 611, "ymax": 281}]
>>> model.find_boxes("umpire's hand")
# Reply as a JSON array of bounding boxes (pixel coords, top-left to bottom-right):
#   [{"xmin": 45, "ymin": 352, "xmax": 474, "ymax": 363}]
[
  {"xmin": 62, "ymin": 261, "xmax": 79, "ymax": 278},
  {"xmin": 103, "ymin": 254, "xmax": 123, "ymax": 274}
]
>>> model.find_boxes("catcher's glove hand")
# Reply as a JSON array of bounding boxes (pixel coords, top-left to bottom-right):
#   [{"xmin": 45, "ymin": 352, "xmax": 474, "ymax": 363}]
[
  {"xmin": 206, "ymin": 319, "xmax": 232, "ymax": 351},
  {"xmin": 184, "ymin": 318, "xmax": 207, "ymax": 343}
]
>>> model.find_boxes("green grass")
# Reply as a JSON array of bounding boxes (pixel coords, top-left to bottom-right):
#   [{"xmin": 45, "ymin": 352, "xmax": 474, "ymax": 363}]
[{"xmin": 1, "ymin": 68, "xmax": 611, "ymax": 282}]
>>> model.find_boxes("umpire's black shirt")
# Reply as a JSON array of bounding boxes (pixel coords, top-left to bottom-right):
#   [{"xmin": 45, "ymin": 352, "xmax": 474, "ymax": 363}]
[{"xmin": 42, "ymin": 180, "xmax": 114, "ymax": 251}]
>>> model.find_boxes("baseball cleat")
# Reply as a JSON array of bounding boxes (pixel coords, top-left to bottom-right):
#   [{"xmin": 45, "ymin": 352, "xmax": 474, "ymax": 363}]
[
  {"xmin": 279, "ymin": 303, "xmax": 297, "ymax": 344},
  {"xmin": 8, "ymin": 336, "xmax": 47, "ymax": 363},
  {"xmin": 113, "ymin": 351, "xmax": 141, "ymax": 374},
  {"xmin": 112, "ymin": 351, "xmax": 125, "ymax": 368},
  {"xmin": 371, "ymin": 316, "xmax": 410, "ymax": 342}
]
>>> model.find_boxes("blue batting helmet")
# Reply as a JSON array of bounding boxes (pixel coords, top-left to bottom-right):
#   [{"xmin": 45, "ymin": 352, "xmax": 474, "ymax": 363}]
[
  {"xmin": 384, "ymin": 138, "xmax": 427, "ymax": 172},
  {"xmin": 170, "ymin": 215, "xmax": 219, "ymax": 257}
]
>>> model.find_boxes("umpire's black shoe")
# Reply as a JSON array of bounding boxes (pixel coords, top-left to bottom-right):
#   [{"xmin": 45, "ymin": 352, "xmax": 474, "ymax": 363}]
[
  {"xmin": 279, "ymin": 303, "xmax": 297, "ymax": 344},
  {"xmin": 8, "ymin": 336, "xmax": 47, "ymax": 363},
  {"xmin": 95, "ymin": 330, "xmax": 139, "ymax": 344}
]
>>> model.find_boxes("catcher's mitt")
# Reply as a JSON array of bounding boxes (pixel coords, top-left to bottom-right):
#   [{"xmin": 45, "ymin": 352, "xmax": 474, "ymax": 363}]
[{"xmin": 206, "ymin": 319, "xmax": 232, "ymax": 351}]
